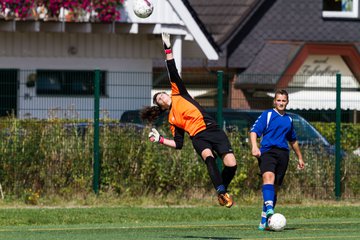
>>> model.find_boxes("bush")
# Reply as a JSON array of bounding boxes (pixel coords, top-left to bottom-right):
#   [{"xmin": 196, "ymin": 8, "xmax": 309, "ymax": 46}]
[
  {"xmin": 312, "ymin": 122, "xmax": 360, "ymax": 151},
  {"xmin": 0, "ymin": 117, "xmax": 358, "ymax": 204}
]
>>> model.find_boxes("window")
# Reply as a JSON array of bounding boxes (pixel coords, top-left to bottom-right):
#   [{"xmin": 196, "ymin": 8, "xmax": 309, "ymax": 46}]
[
  {"xmin": 323, "ymin": 0, "xmax": 359, "ymax": 18},
  {"xmin": 36, "ymin": 70, "xmax": 106, "ymax": 95},
  {"xmin": 0, "ymin": 69, "xmax": 18, "ymax": 117}
]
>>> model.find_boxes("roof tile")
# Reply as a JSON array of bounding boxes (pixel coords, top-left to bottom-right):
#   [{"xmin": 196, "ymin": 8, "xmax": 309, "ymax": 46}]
[{"xmin": 229, "ymin": 0, "xmax": 360, "ymax": 68}]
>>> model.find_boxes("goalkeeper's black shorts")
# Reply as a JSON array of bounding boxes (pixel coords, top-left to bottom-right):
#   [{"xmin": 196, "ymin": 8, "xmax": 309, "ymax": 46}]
[{"xmin": 191, "ymin": 127, "xmax": 233, "ymax": 157}]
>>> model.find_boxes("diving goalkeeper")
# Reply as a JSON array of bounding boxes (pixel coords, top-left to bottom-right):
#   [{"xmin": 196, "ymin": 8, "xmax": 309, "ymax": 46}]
[{"xmin": 141, "ymin": 33, "xmax": 237, "ymax": 208}]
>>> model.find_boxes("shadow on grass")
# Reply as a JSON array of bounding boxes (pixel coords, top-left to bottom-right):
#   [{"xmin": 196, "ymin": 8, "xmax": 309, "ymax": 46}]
[
  {"xmin": 283, "ymin": 227, "xmax": 297, "ymax": 231},
  {"xmin": 266, "ymin": 228, "xmax": 297, "ymax": 232},
  {"xmin": 168, "ymin": 237, "xmax": 242, "ymax": 239}
]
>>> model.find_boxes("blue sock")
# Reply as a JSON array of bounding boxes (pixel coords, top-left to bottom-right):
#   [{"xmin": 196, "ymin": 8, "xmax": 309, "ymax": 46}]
[
  {"xmin": 262, "ymin": 184, "xmax": 275, "ymax": 212},
  {"xmin": 260, "ymin": 203, "xmax": 267, "ymax": 224},
  {"xmin": 260, "ymin": 192, "xmax": 277, "ymax": 225}
]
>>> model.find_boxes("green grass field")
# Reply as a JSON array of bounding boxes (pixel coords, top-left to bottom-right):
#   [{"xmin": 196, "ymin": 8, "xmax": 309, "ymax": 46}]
[{"xmin": 0, "ymin": 204, "xmax": 359, "ymax": 240}]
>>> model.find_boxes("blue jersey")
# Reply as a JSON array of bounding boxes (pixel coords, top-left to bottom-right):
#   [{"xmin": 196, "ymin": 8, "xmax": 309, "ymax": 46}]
[{"xmin": 250, "ymin": 109, "xmax": 297, "ymax": 153}]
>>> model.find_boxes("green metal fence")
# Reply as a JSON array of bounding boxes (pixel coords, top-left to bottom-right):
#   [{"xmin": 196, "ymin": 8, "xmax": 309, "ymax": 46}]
[{"xmin": 0, "ymin": 70, "xmax": 358, "ymax": 202}]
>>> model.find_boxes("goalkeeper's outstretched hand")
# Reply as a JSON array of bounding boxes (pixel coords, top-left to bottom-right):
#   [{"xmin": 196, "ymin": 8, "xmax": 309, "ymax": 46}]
[
  {"xmin": 148, "ymin": 128, "xmax": 164, "ymax": 144},
  {"xmin": 162, "ymin": 32, "xmax": 171, "ymax": 50}
]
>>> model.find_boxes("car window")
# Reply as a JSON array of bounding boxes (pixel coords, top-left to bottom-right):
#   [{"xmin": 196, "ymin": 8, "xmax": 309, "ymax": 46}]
[
  {"xmin": 222, "ymin": 113, "xmax": 256, "ymax": 132},
  {"xmin": 120, "ymin": 109, "xmax": 330, "ymax": 147},
  {"xmin": 120, "ymin": 110, "xmax": 142, "ymax": 124},
  {"xmin": 289, "ymin": 114, "xmax": 330, "ymax": 146}
]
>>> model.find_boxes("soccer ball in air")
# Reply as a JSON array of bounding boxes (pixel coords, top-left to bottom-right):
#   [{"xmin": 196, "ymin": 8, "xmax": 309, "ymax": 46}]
[
  {"xmin": 133, "ymin": 0, "xmax": 154, "ymax": 18},
  {"xmin": 268, "ymin": 213, "xmax": 286, "ymax": 231}
]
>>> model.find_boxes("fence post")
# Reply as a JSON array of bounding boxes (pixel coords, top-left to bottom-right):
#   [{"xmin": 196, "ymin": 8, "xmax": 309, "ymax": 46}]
[
  {"xmin": 216, "ymin": 71, "xmax": 224, "ymax": 171},
  {"xmin": 335, "ymin": 73, "xmax": 342, "ymax": 200},
  {"xmin": 217, "ymin": 71, "xmax": 224, "ymax": 129},
  {"xmin": 93, "ymin": 70, "xmax": 100, "ymax": 194}
]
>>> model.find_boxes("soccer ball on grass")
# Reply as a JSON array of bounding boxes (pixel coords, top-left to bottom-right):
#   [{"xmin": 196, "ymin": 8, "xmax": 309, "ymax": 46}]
[
  {"xmin": 133, "ymin": 0, "xmax": 154, "ymax": 18},
  {"xmin": 268, "ymin": 213, "xmax": 286, "ymax": 231}
]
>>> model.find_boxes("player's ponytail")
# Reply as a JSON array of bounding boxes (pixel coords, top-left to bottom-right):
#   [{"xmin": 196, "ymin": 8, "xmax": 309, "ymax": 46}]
[{"xmin": 140, "ymin": 105, "xmax": 163, "ymax": 123}]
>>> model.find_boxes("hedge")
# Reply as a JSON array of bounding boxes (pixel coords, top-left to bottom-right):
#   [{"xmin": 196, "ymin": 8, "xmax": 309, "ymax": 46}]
[{"xmin": 0, "ymin": 118, "xmax": 358, "ymax": 204}]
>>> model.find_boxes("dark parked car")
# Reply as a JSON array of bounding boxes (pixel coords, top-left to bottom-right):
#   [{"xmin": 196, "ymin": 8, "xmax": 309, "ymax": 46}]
[{"xmin": 120, "ymin": 108, "xmax": 332, "ymax": 149}]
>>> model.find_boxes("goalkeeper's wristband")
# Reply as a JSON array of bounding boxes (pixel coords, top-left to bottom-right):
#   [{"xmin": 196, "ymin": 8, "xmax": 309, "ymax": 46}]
[
  {"xmin": 159, "ymin": 136, "xmax": 164, "ymax": 144},
  {"xmin": 164, "ymin": 49, "xmax": 172, "ymax": 54},
  {"xmin": 163, "ymin": 43, "xmax": 171, "ymax": 49}
]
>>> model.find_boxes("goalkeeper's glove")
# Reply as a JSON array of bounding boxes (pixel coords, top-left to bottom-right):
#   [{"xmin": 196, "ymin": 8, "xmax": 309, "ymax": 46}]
[
  {"xmin": 148, "ymin": 128, "xmax": 164, "ymax": 144},
  {"xmin": 162, "ymin": 32, "xmax": 172, "ymax": 54}
]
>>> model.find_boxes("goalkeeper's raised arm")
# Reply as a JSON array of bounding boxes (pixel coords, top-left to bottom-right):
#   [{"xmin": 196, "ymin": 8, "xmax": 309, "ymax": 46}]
[
  {"xmin": 162, "ymin": 32, "xmax": 173, "ymax": 61},
  {"xmin": 161, "ymin": 33, "xmax": 187, "ymax": 96}
]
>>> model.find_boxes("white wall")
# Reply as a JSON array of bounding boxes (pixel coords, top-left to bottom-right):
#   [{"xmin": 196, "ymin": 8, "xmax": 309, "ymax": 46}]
[
  {"xmin": 0, "ymin": 32, "xmax": 161, "ymax": 59},
  {"xmin": 12, "ymin": 58, "xmax": 152, "ymax": 119},
  {"xmin": 0, "ymin": 32, "xmax": 157, "ymax": 119}
]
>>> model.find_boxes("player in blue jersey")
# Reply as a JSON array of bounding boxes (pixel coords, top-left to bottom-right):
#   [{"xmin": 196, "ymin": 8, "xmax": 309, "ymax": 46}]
[{"xmin": 249, "ymin": 89, "xmax": 305, "ymax": 231}]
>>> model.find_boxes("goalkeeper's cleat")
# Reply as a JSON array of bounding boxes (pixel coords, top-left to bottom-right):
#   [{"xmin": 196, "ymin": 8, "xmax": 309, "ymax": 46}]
[
  {"xmin": 217, "ymin": 193, "xmax": 233, "ymax": 208},
  {"xmin": 266, "ymin": 208, "xmax": 274, "ymax": 218},
  {"xmin": 258, "ymin": 222, "xmax": 270, "ymax": 231}
]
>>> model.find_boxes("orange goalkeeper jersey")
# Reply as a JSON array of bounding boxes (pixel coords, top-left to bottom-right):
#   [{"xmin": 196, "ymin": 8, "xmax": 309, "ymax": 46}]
[{"xmin": 166, "ymin": 59, "xmax": 217, "ymax": 149}]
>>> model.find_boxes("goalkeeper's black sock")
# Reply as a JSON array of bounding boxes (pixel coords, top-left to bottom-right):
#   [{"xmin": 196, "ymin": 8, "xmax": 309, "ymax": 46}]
[
  {"xmin": 205, "ymin": 156, "xmax": 225, "ymax": 194},
  {"xmin": 222, "ymin": 165, "xmax": 237, "ymax": 190}
]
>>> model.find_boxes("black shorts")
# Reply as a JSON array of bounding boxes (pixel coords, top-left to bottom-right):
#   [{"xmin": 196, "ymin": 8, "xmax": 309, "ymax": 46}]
[
  {"xmin": 191, "ymin": 128, "xmax": 233, "ymax": 157},
  {"xmin": 258, "ymin": 147, "xmax": 289, "ymax": 186}
]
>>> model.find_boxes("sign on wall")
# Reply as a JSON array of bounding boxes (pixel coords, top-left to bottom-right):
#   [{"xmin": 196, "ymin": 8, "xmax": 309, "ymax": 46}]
[{"xmin": 291, "ymin": 55, "xmax": 359, "ymax": 88}]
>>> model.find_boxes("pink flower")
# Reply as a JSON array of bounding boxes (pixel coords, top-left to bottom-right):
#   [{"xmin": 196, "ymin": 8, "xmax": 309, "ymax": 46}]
[
  {"xmin": 1, "ymin": 0, "xmax": 124, "ymax": 22},
  {"xmin": 1, "ymin": 0, "xmax": 35, "ymax": 19}
]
